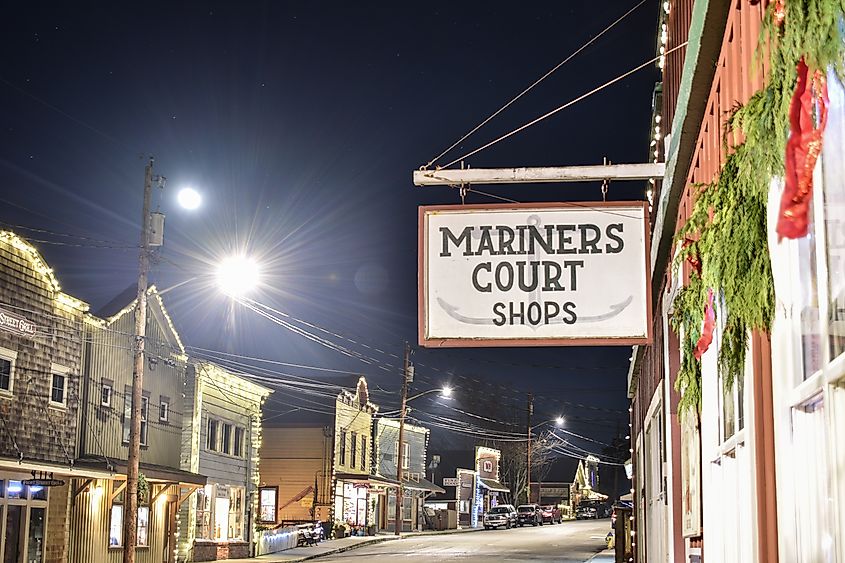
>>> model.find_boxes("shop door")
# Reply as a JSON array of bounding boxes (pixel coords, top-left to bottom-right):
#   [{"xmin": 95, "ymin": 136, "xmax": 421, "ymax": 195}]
[
  {"xmin": 356, "ymin": 498, "xmax": 366, "ymax": 526},
  {"xmin": 162, "ymin": 501, "xmax": 177, "ymax": 563},
  {"xmin": 3, "ymin": 506, "xmax": 23, "ymax": 563}
]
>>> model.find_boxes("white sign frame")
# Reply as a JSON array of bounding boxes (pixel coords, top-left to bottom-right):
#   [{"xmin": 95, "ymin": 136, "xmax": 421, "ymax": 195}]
[{"xmin": 418, "ymin": 201, "xmax": 652, "ymax": 347}]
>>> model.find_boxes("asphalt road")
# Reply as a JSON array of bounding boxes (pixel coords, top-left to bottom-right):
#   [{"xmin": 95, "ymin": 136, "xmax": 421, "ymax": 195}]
[{"xmin": 315, "ymin": 519, "xmax": 612, "ymax": 562}]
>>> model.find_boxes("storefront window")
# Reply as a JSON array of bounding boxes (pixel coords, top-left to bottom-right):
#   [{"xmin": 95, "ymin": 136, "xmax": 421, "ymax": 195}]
[
  {"xmin": 29, "ymin": 485, "xmax": 47, "ymax": 501},
  {"xmin": 214, "ymin": 496, "xmax": 229, "ymax": 541},
  {"xmin": 7, "ymin": 481, "xmax": 23, "ymax": 500},
  {"xmin": 822, "ymin": 85, "xmax": 845, "ymax": 361},
  {"xmin": 259, "ymin": 487, "xmax": 277, "ymax": 523},
  {"xmin": 137, "ymin": 506, "xmax": 149, "ymax": 547},
  {"xmin": 109, "ymin": 505, "xmax": 123, "ymax": 546},
  {"xmin": 797, "ymin": 221, "xmax": 823, "ymax": 379},
  {"xmin": 229, "ymin": 487, "xmax": 244, "ymax": 540},
  {"xmin": 196, "ymin": 485, "xmax": 211, "ymax": 538},
  {"xmin": 402, "ymin": 495, "xmax": 412, "ymax": 521},
  {"xmin": 108, "ymin": 503, "xmax": 149, "ymax": 547}
]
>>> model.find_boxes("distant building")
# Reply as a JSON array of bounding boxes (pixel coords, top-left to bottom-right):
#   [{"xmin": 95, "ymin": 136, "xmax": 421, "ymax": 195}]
[
  {"xmin": 372, "ymin": 418, "xmax": 443, "ymax": 532},
  {"xmin": 259, "ymin": 376, "xmax": 395, "ymax": 531}
]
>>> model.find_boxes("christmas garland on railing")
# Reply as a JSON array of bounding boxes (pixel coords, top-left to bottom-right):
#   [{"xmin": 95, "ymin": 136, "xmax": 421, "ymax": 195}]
[{"xmin": 670, "ymin": 0, "xmax": 845, "ymax": 414}]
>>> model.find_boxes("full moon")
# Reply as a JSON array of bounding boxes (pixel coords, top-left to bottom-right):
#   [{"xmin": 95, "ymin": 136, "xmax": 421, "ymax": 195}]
[{"xmin": 177, "ymin": 187, "xmax": 202, "ymax": 210}]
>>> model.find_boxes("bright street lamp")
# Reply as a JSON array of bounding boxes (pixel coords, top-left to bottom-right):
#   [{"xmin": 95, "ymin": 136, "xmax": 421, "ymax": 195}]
[
  {"xmin": 177, "ymin": 187, "xmax": 202, "ymax": 210},
  {"xmin": 216, "ymin": 255, "xmax": 260, "ymax": 297},
  {"xmin": 555, "ymin": 416, "xmax": 564, "ymax": 426},
  {"xmin": 407, "ymin": 386, "xmax": 453, "ymax": 402}
]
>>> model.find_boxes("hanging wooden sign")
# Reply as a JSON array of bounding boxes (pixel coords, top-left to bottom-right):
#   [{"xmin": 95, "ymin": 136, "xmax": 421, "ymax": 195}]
[{"xmin": 419, "ymin": 201, "xmax": 652, "ymax": 347}]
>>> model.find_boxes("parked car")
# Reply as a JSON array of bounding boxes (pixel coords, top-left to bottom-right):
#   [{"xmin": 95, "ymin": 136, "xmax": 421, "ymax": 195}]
[
  {"xmin": 483, "ymin": 504, "xmax": 517, "ymax": 529},
  {"xmin": 540, "ymin": 505, "xmax": 562, "ymax": 524},
  {"xmin": 575, "ymin": 505, "xmax": 598, "ymax": 520},
  {"xmin": 516, "ymin": 504, "xmax": 542, "ymax": 526}
]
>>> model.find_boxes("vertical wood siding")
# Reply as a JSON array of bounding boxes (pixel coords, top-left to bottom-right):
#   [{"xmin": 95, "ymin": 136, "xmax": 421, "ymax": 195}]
[{"xmin": 81, "ymin": 296, "xmax": 185, "ymax": 468}]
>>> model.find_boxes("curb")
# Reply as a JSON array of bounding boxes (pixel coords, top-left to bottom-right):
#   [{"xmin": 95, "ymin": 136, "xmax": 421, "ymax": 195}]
[
  {"xmin": 402, "ymin": 527, "xmax": 486, "ymax": 537},
  {"xmin": 586, "ymin": 548, "xmax": 615, "ymax": 562},
  {"xmin": 261, "ymin": 527, "xmax": 486, "ymax": 562},
  {"xmin": 278, "ymin": 536, "xmax": 400, "ymax": 562}
]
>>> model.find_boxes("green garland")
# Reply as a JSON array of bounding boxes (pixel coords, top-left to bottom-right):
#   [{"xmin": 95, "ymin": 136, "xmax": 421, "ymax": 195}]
[{"xmin": 671, "ymin": 0, "xmax": 845, "ymax": 414}]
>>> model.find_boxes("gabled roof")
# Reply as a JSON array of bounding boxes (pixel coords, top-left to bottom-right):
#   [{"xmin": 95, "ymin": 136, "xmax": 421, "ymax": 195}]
[
  {"xmin": 0, "ymin": 230, "xmax": 89, "ymax": 312},
  {"xmin": 93, "ymin": 285, "xmax": 185, "ymax": 355}
]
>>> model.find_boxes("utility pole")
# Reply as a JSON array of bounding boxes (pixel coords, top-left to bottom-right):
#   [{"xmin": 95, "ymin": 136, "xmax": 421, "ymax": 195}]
[
  {"xmin": 526, "ymin": 393, "xmax": 533, "ymax": 504},
  {"xmin": 124, "ymin": 158, "xmax": 154, "ymax": 563},
  {"xmin": 394, "ymin": 342, "xmax": 411, "ymax": 536}
]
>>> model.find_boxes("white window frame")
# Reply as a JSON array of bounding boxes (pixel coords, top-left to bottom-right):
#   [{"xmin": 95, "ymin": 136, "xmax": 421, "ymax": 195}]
[
  {"xmin": 159, "ymin": 399, "xmax": 169, "ymax": 422},
  {"xmin": 139, "ymin": 396, "xmax": 149, "ymax": 446},
  {"xmin": 0, "ymin": 346, "xmax": 17, "ymax": 396},
  {"xmin": 402, "ymin": 442, "xmax": 410, "ymax": 470},
  {"xmin": 101, "ymin": 382, "xmax": 112, "ymax": 407},
  {"xmin": 233, "ymin": 426, "xmax": 244, "ymax": 458},
  {"xmin": 49, "ymin": 363, "xmax": 70, "ymax": 408},
  {"xmin": 221, "ymin": 422, "xmax": 232, "ymax": 455},
  {"xmin": 207, "ymin": 418, "xmax": 219, "ymax": 451},
  {"xmin": 768, "ymin": 123, "xmax": 845, "ymax": 562}
]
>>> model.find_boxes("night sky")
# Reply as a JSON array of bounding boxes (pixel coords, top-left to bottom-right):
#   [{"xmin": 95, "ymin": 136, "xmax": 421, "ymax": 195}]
[{"xmin": 1, "ymin": 1, "xmax": 658, "ymax": 480}]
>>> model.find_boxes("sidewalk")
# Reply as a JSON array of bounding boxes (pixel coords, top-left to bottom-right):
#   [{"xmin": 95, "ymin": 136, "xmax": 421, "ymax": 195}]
[
  {"xmin": 588, "ymin": 549, "xmax": 616, "ymax": 562},
  {"xmin": 227, "ymin": 527, "xmax": 484, "ymax": 562}
]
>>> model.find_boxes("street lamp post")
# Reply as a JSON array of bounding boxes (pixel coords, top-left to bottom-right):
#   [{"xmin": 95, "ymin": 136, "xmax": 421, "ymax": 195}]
[
  {"xmin": 394, "ymin": 343, "xmax": 411, "ymax": 536},
  {"xmin": 394, "ymin": 344, "xmax": 451, "ymax": 536},
  {"xmin": 526, "ymin": 408, "xmax": 564, "ymax": 506}
]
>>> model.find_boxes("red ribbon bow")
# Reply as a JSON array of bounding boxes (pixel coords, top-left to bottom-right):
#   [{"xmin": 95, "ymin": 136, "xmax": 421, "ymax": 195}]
[
  {"xmin": 776, "ymin": 58, "xmax": 829, "ymax": 240},
  {"xmin": 694, "ymin": 289, "xmax": 716, "ymax": 359}
]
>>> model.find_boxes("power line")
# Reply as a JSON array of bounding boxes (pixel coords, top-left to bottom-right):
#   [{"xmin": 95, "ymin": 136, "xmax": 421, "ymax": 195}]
[
  {"xmin": 424, "ymin": 0, "xmax": 649, "ymax": 169},
  {"xmin": 441, "ymin": 41, "xmax": 689, "ymax": 168}
]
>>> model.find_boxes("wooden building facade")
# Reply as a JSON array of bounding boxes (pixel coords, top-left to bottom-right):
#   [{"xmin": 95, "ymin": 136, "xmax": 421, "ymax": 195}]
[
  {"xmin": 177, "ymin": 362, "xmax": 271, "ymax": 561},
  {"xmin": 0, "ymin": 231, "xmax": 93, "ymax": 563},
  {"xmin": 69, "ymin": 286, "xmax": 207, "ymax": 563}
]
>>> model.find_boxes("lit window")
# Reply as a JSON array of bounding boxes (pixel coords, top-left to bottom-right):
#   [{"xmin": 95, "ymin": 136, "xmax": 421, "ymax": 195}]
[
  {"xmin": 50, "ymin": 373, "xmax": 67, "ymax": 406},
  {"xmin": 229, "ymin": 487, "xmax": 244, "ymax": 540},
  {"xmin": 214, "ymin": 495, "xmax": 230, "ymax": 541},
  {"xmin": 109, "ymin": 503, "xmax": 149, "ymax": 547},
  {"xmin": 109, "ymin": 505, "xmax": 123, "ymax": 546},
  {"xmin": 140, "ymin": 397, "xmax": 149, "ymax": 446},
  {"xmin": 196, "ymin": 485, "xmax": 212, "ymax": 539},
  {"xmin": 137, "ymin": 506, "xmax": 149, "ymax": 547},
  {"xmin": 259, "ymin": 487, "xmax": 277, "ymax": 523},
  {"xmin": 207, "ymin": 419, "xmax": 218, "ymax": 451},
  {"xmin": 222, "ymin": 423, "xmax": 232, "ymax": 455},
  {"xmin": 159, "ymin": 400, "xmax": 169, "ymax": 422},
  {"xmin": 122, "ymin": 392, "xmax": 131, "ymax": 443},
  {"xmin": 101, "ymin": 383, "xmax": 112, "ymax": 407}
]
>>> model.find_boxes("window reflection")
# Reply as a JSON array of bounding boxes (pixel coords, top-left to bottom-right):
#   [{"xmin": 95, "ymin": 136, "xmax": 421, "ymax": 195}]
[{"xmin": 822, "ymin": 67, "xmax": 845, "ymax": 361}]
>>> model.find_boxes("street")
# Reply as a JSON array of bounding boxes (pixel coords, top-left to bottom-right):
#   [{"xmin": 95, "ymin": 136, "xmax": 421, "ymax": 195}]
[{"xmin": 315, "ymin": 520, "xmax": 612, "ymax": 562}]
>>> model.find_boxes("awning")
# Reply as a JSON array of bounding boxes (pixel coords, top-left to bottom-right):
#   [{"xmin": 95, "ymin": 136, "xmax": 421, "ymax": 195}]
[
  {"xmin": 478, "ymin": 478, "xmax": 509, "ymax": 493},
  {"xmin": 74, "ymin": 457, "xmax": 207, "ymax": 486},
  {"xmin": 404, "ymin": 478, "xmax": 445, "ymax": 494},
  {"xmin": 336, "ymin": 473, "xmax": 400, "ymax": 488}
]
